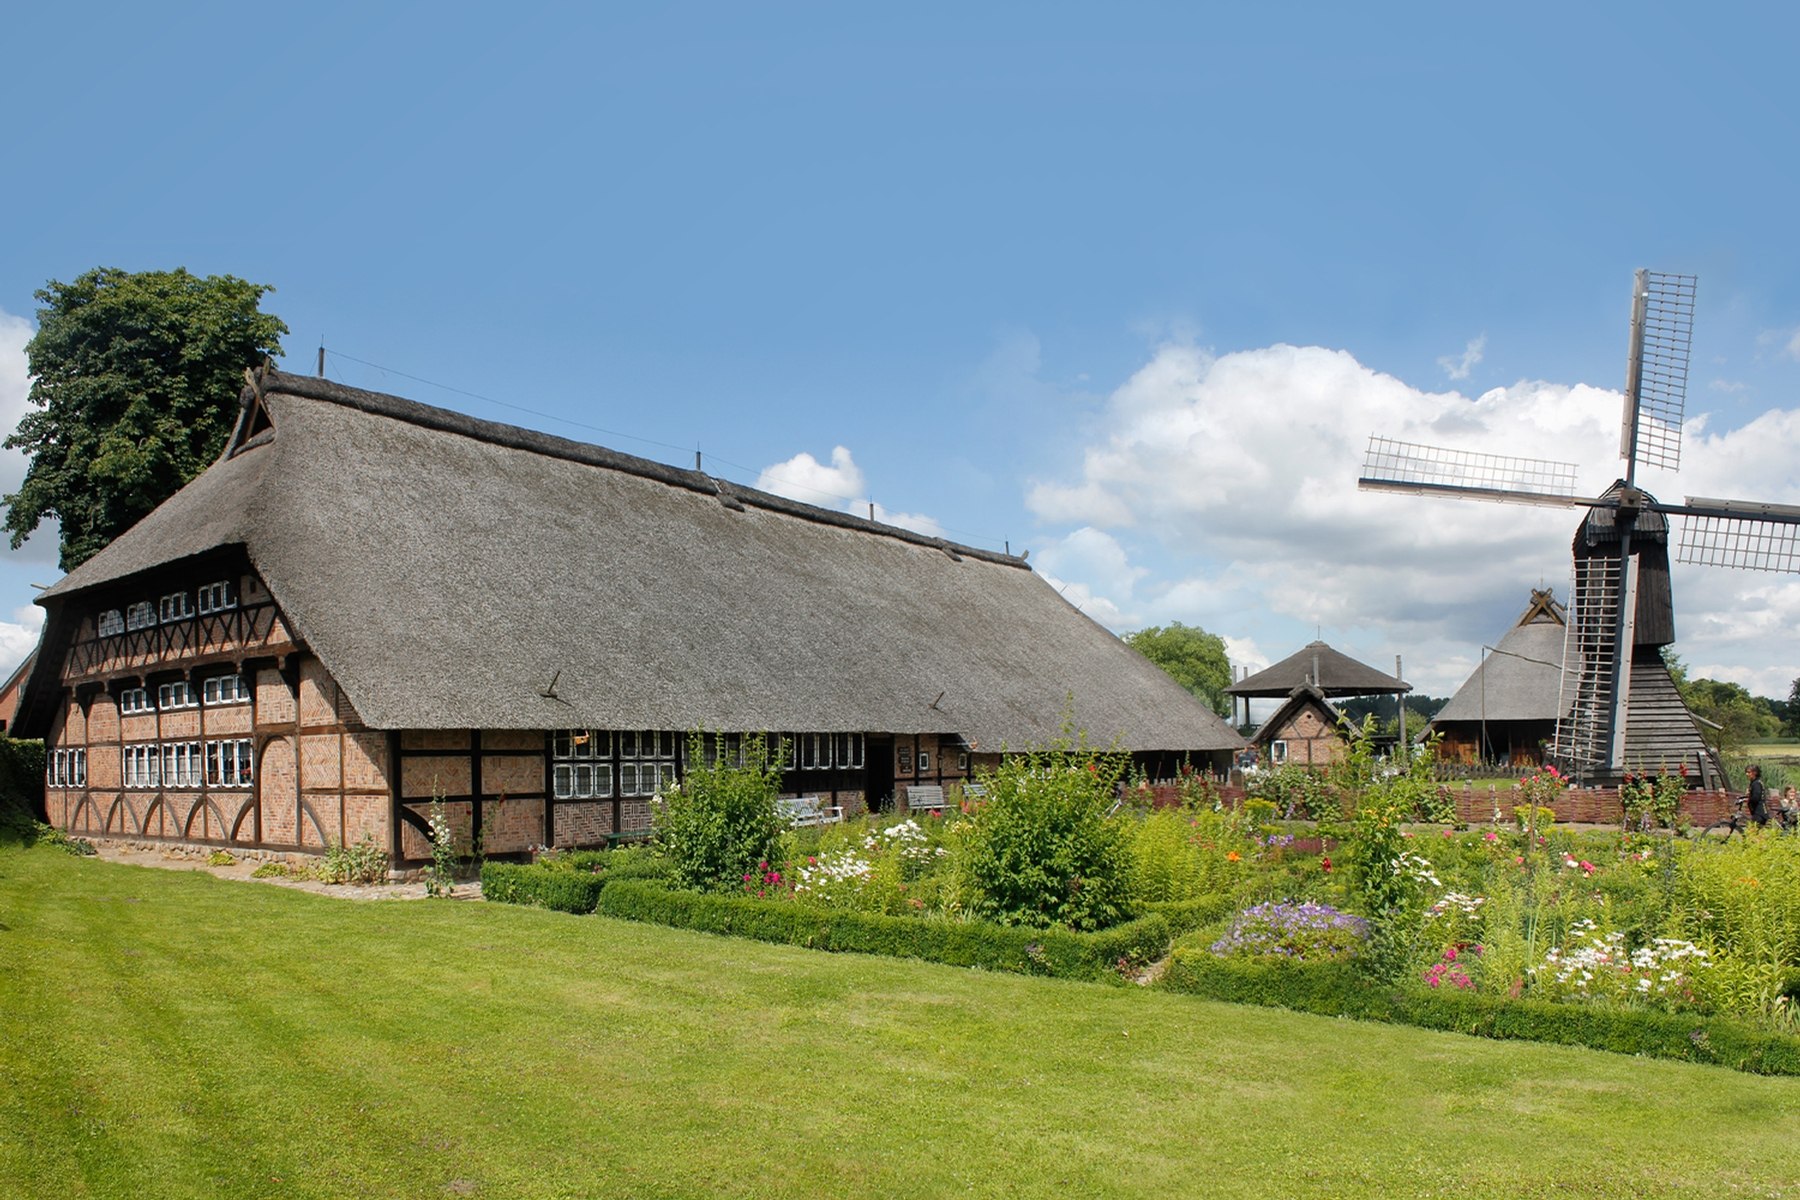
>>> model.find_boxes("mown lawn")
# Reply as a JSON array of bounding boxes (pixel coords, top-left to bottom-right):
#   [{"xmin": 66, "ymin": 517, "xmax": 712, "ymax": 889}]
[{"xmin": 3, "ymin": 846, "xmax": 1798, "ymax": 1200}]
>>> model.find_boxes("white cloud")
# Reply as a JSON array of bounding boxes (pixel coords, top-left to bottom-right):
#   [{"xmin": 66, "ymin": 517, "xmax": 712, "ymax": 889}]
[
  {"xmin": 757, "ymin": 446, "xmax": 944, "ymax": 539},
  {"xmin": 0, "ymin": 603, "xmax": 43, "ymax": 678},
  {"xmin": 1437, "ymin": 334, "xmax": 1486, "ymax": 381},
  {"xmin": 0, "ymin": 310, "xmax": 59, "ymax": 565},
  {"xmin": 757, "ymin": 445, "xmax": 864, "ymax": 506},
  {"xmin": 1024, "ymin": 339, "xmax": 1800, "ymax": 697}
]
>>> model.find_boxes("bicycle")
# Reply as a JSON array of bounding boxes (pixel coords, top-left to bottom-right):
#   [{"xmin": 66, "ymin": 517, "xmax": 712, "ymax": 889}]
[{"xmin": 1696, "ymin": 795, "xmax": 1799, "ymax": 841}]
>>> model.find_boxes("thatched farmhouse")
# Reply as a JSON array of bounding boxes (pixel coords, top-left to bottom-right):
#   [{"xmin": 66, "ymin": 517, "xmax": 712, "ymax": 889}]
[
  {"xmin": 1428, "ymin": 589, "xmax": 1566, "ymax": 766},
  {"xmin": 17, "ymin": 369, "xmax": 1242, "ymax": 865}
]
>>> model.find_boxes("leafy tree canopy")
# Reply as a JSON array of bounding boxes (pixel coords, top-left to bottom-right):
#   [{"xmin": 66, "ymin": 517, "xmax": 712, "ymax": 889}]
[
  {"xmin": 3, "ymin": 267, "xmax": 287, "ymax": 571},
  {"xmin": 1124, "ymin": 622, "xmax": 1232, "ymax": 716}
]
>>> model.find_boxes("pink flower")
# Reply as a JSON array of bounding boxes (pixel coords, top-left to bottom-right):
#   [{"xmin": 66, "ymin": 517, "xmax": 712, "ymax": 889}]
[
  {"xmin": 1484, "ymin": 831, "xmax": 1498, "ymax": 843},
  {"xmin": 1442, "ymin": 829, "xmax": 1454, "ymax": 838},
  {"xmin": 1444, "ymin": 946, "xmax": 1459, "ymax": 962}
]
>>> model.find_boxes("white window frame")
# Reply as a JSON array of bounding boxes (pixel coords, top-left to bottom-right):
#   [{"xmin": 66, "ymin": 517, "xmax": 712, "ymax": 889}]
[
  {"xmin": 97, "ymin": 609, "xmax": 125, "ymax": 638},
  {"xmin": 802, "ymin": 734, "xmax": 823, "ymax": 771},
  {"xmin": 119, "ymin": 687, "xmax": 152, "ymax": 715},
  {"xmin": 125, "ymin": 601, "xmax": 156, "ymax": 632},
  {"xmin": 206, "ymin": 739, "xmax": 254, "ymax": 788},
  {"xmin": 161, "ymin": 742, "xmax": 202, "ymax": 789},
  {"xmin": 158, "ymin": 681, "xmax": 197, "ymax": 711},
  {"xmin": 159, "ymin": 591, "xmax": 194, "ymax": 623},
  {"xmin": 197, "ymin": 580, "xmax": 237, "ymax": 614},
  {"xmin": 1270, "ymin": 740, "xmax": 1289, "ymax": 765},
  {"xmin": 202, "ymin": 675, "xmax": 250, "ymax": 706},
  {"xmin": 124, "ymin": 744, "xmax": 161, "ymax": 789}
]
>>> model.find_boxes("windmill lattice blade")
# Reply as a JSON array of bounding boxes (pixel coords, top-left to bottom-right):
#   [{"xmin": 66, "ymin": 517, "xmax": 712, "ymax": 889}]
[
  {"xmin": 1677, "ymin": 510, "xmax": 1800, "ymax": 573},
  {"xmin": 1360, "ymin": 436, "xmax": 1583, "ymax": 503},
  {"xmin": 1554, "ymin": 553, "xmax": 1621, "ymax": 777},
  {"xmin": 1627, "ymin": 271, "xmax": 1696, "ymax": 473}
]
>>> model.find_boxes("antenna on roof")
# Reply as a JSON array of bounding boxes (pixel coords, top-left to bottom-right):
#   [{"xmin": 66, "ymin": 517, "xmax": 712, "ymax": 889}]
[
  {"xmin": 696, "ymin": 450, "xmax": 702, "ymax": 471},
  {"xmin": 317, "ymin": 342, "xmax": 326, "ymax": 378}
]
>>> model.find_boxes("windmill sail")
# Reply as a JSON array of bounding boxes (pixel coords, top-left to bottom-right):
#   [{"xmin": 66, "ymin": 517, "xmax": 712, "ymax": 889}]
[{"xmin": 1620, "ymin": 271, "xmax": 1697, "ymax": 475}]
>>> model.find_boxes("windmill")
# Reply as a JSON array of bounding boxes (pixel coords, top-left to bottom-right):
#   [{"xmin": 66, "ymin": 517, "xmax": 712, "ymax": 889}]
[{"xmin": 1359, "ymin": 270, "xmax": 1800, "ymax": 784}]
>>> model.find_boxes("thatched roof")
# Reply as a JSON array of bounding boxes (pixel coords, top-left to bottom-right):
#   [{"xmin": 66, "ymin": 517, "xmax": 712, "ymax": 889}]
[
  {"xmin": 1431, "ymin": 590, "xmax": 1567, "ymax": 724},
  {"xmin": 24, "ymin": 370, "xmax": 1242, "ymax": 754},
  {"xmin": 1226, "ymin": 640, "xmax": 1409, "ymax": 698}
]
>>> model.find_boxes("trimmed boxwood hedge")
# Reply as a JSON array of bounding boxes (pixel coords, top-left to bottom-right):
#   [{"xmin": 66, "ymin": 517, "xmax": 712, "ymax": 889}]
[
  {"xmin": 1162, "ymin": 945, "xmax": 1800, "ymax": 1075},
  {"xmin": 480, "ymin": 862, "xmax": 608, "ymax": 914},
  {"xmin": 596, "ymin": 879, "xmax": 1171, "ymax": 980}
]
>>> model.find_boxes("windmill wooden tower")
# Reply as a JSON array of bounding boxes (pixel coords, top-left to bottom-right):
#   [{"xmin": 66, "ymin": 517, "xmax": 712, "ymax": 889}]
[{"xmin": 1359, "ymin": 270, "xmax": 1800, "ymax": 784}]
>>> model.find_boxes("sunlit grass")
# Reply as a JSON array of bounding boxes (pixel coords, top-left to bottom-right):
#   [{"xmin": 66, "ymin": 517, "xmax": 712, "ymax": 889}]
[{"xmin": 2, "ymin": 844, "xmax": 1798, "ymax": 1199}]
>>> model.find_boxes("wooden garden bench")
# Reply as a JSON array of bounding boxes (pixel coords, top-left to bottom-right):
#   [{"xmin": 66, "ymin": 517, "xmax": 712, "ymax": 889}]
[
  {"xmin": 778, "ymin": 796, "xmax": 844, "ymax": 827},
  {"xmin": 905, "ymin": 785, "xmax": 947, "ymax": 813}
]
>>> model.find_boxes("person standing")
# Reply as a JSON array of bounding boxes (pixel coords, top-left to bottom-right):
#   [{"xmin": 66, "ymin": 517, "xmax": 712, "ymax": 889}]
[{"xmin": 1746, "ymin": 764, "xmax": 1770, "ymax": 828}]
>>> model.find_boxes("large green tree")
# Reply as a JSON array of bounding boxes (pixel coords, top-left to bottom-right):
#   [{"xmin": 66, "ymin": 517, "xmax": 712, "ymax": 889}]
[
  {"xmin": 3, "ymin": 267, "xmax": 287, "ymax": 571},
  {"xmin": 1123, "ymin": 622, "xmax": 1232, "ymax": 715}
]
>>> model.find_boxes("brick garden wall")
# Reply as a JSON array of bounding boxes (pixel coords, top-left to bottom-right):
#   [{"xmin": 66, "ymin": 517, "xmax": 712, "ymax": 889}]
[{"xmin": 1144, "ymin": 781, "xmax": 1736, "ymax": 829}]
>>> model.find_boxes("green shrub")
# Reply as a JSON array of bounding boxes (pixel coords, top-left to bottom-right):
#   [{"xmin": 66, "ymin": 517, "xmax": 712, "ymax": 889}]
[
  {"xmin": 596, "ymin": 879, "xmax": 1171, "ymax": 979},
  {"xmin": 956, "ymin": 738, "xmax": 1136, "ymax": 930},
  {"xmin": 28, "ymin": 822, "xmax": 95, "ymax": 856},
  {"xmin": 0, "ymin": 738, "xmax": 46, "ymax": 842},
  {"xmin": 317, "ymin": 838, "xmax": 389, "ymax": 885},
  {"xmin": 481, "ymin": 862, "xmax": 608, "ymax": 914},
  {"xmin": 1161, "ymin": 944, "xmax": 1800, "ymax": 1075},
  {"xmin": 653, "ymin": 733, "xmax": 785, "ymax": 893}
]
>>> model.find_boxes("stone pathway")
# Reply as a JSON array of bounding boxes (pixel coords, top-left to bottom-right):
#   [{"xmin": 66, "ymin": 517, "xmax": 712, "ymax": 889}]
[{"xmin": 87, "ymin": 842, "xmax": 485, "ymax": 902}]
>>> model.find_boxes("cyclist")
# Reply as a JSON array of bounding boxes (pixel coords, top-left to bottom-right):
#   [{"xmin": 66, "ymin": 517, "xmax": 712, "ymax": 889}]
[{"xmin": 1745, "ymin": 764, "xmax": 1770, "ymax": 828}]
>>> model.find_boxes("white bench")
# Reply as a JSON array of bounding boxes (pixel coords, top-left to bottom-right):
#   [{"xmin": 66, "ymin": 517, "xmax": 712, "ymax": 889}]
[
  {"xmin": 905, "ymin": 785, "xmax": 947, "ymax": 813},
  {"xmin": 778, "ymin": 796, "xmax": 843, "ymax": 827}
]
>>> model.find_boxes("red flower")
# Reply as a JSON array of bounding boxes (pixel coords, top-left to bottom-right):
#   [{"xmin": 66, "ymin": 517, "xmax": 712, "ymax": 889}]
[{"xmin": 1320, "ymin": 856, "xmax": 1332, "ymax": 872}]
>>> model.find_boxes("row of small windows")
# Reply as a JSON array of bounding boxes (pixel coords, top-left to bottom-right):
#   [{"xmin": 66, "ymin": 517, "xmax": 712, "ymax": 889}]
[
  {"xmin": 548, "ymin": 731, "xmax": 866, "ymax": 800},
  {"xmin": 48, "ymin": 749, "xmax": 87, "ymax": 788},
  {"xmin": 118, "ymin": 675, "xmax": 249, "ymax": 715},
  {"xmin": 96, "ymin": 581, "xmax": 237, "ymax": 638},
  {"xmin": 121, "ymin": 740, "xmax": 254, "ymax": 789},
  {"xmin": 553, "ymin": 760, "xmax": 678, "ymax": 800}
]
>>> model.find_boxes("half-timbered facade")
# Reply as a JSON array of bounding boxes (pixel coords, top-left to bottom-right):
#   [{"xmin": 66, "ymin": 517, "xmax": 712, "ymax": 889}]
[{"xmin": 18, "ymin": 368, "xmax": 1242, "ymax": 865}]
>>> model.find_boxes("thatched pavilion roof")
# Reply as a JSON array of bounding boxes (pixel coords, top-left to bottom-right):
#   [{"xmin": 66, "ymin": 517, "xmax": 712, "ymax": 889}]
[{"xmin": 1226, "ymin": 640, "xmax": 1409, "ymax": 699}]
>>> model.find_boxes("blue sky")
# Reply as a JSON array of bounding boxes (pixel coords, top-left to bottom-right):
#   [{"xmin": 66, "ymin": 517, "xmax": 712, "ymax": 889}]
[{"xmin": 5, "ymin": 3, "xmax": 1800, "ymax": 702}]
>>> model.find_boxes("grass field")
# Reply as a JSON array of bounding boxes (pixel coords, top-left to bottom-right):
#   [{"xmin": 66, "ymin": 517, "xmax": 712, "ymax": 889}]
[{"xmin": 4, "ymin": 845, "xmax": 1800, "ymax": 1200}]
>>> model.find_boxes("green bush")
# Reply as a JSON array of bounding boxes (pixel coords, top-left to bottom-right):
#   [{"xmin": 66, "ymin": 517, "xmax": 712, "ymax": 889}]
[
  {"xmin": 0, "ymin": 737, "xmax": 46, "ymax": 840},
  {"xmin": 957, "ymin": 739, "xmax": 1136, "ymax": 930},
  {"xmin": 318, "ymin": 838, "xmax": 389, "ymax": 885},
  {"xmin": 1161, "ymin": 944, "xmax": 1800, "ymax": 1075},
  {"xmin": 481, "ymin": 862, "xmax": 609, "ymax": 914},
  {"xmin": 653, "ymin": 733, "xmax": 785, "ymax": 893},
  {"xmin": 597, "ymin": 879, "xmax": 1171, "ymax": 979}
]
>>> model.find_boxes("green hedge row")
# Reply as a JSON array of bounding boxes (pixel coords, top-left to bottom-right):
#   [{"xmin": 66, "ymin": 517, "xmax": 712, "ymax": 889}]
[
  {"xmin": 479, "ymin": 862, "xmax": 608, "ymax": 914},
  {"xmin": 1143, "ymin": 894, "xmax": 1236, "ymax": 937},
  {"xmin": 595, "ymin": 879, "xmax": 1171, "ymax": 980},
  {"xmin": 1162, "ymin": 947, "xmax": 1800, "ymax": 1075}
]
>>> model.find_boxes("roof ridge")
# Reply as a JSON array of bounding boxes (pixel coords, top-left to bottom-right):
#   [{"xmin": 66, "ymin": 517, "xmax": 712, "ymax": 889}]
[{"xmin": 252, "ymin": 368, "xmax": 1028, "ymax": 569}]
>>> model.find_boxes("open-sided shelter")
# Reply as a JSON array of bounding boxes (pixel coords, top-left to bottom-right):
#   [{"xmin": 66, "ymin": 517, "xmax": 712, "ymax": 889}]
[{"xmin": 16, "ymin": 369, "xmax": 1244, "ymax": 866}]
